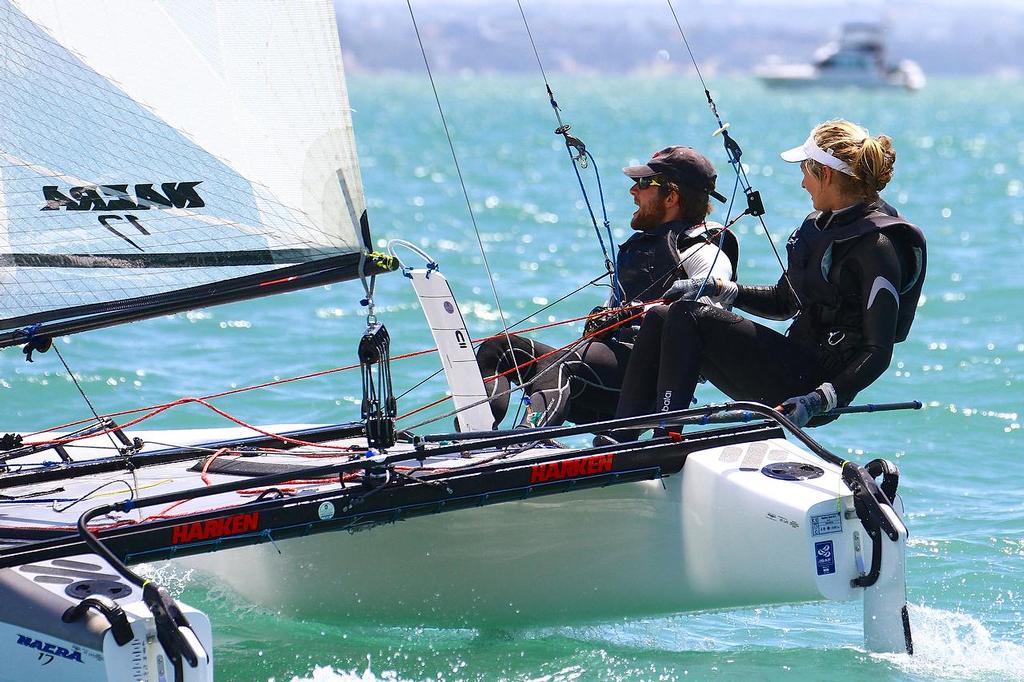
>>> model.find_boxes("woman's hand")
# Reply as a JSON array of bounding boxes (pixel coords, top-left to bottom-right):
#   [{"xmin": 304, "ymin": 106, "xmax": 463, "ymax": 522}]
[{"xmin": 776, "ymin": 383, "xmax": 837, "ymax": 427}]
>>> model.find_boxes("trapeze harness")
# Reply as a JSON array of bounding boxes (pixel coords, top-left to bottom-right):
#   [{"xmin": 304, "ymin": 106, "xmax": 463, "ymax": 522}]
[
  {"xmin": 476, "ymin": 218, "xmax": 739, "ymax": 428},
  {"xmin": 615, "ymin": 219, "xmax": 739, "ymax": 304},
  {"xmin": 784, "ymin": 201, "xmax": 926, "ymax": 396}
]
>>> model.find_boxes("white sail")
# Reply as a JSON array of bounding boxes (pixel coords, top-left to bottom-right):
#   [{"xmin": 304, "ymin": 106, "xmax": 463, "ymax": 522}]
[{"xmin": 0, "ymin": 0, "xmax": 369, "ymax": 338}]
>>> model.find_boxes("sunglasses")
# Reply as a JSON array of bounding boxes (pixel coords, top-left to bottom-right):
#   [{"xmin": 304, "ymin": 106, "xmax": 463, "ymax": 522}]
[{"xmin": 633, "ymin": 176, "xmax": 662, "ymax": 190}]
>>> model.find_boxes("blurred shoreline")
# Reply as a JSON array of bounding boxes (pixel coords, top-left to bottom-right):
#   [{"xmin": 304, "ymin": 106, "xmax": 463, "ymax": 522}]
[{"xmin": 335, "ymin": 0, "xmax": 1023, "ymax": 77}]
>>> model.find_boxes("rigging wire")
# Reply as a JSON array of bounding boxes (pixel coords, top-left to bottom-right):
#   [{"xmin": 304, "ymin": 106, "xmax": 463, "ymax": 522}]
[
  {"xmin": 50, "ymin": 344, "xmax": 144, "ymax": 515},
  {"xmin": 664, "ymin": 0, "xmax": 801, "ymax": 306},
  {"xmin": 404, "ymin": 0, "xmax": 529, "ymax": 405},
  {"xmin": 395, "ymin": 271, "xmax": 610, "ymax": 403},
  {"xmin": 515, "ymin": 0, "xmax": 620, "ymax": 303},
  {"xmin": 12, "ymin": 306, "xmax": 629, "ymax": 454},
  {"xmin": 51, "ymin": 345, "xmax": 122, "ymax": 454},
  {"xmin": 15, "ymin": 307, "xmax": 610, "ymax": 448}
]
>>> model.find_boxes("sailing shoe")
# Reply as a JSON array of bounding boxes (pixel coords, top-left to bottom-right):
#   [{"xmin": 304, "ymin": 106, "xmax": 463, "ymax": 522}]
[{"xmin": 511, "ymin": 423, "xmax": 565, "ymax": 449}]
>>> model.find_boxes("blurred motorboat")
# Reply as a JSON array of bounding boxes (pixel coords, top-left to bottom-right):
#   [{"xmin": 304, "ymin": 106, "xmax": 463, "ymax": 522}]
[{"xmin": 756, "ymin": 22, "xmax": 925, "ymax": 91}]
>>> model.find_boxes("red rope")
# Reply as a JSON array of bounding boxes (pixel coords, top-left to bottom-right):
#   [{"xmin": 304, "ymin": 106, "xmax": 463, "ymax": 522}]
[
  {"xmin": 200, "ymin": 447, "xmax": 231, "ymax": 486},
  {"xmin": 26, "ymin": 396, "xmax": 361, "ymax": 450},
  {"xmin": 396, "ymin": 303, "xmax": 650, "ymax": 421},
  {"xmin": 23, "ymin": 304, "xmax": 655, "ymax": 446}
]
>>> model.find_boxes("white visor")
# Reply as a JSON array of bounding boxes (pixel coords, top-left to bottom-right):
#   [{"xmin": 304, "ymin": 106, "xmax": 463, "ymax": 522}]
[{"xmin": 780, "ymin": 135, "xmax": 856, "ymax": 176}]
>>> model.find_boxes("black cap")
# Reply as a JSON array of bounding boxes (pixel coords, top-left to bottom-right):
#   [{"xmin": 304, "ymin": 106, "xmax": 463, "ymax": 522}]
[{"xmin": 623, "ymin": 146, "xmax": 727, "ymax": 203}]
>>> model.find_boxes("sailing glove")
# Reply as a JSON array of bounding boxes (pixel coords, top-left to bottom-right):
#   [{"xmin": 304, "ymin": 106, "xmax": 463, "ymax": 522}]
[
  {"xmin": 778, "ymin": 383, "xmax": 838, "ymax": 428},
  {"xmin": 663, "ymin": 277, "xmax": 719, "ymax": 302}
]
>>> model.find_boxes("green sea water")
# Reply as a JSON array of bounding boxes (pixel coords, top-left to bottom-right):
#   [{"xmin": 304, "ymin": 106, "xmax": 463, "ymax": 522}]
[{"xmin": 2, "ymin": 74, "xmax": 1023, "ymax": 680}]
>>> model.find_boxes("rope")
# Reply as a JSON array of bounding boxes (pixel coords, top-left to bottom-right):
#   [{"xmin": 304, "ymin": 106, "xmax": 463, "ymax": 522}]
[
  {"xmin": 27, "ymin": 396, "xmax": 367, "ymax": 452},
  {"xmin": 664, "ymin": 0, "xmax": 801, "ymax": 306},
  {"xmin": 18, "ymin": 304, "xmax": 614, "ymax": 448},
  {"xmin": 516, "ymin": 0, "xmax": 619, "ymax": 301},
  {"xmin": 52, "ymin": 345, "xmax": 125, "ymax": 457},
  {"xmin": 404, "ymin": 0, "xmax": 527, "ymax": 404}
]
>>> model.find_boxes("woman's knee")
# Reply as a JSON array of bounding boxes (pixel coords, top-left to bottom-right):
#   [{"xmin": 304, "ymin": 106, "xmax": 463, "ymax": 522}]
[
  {"xmin": 664, "ymin": 300, "xmax": 740, "ymax": 334},
  {"xmin": 661, "ymin": 300, "xmax": 702, "ymax": 334}
]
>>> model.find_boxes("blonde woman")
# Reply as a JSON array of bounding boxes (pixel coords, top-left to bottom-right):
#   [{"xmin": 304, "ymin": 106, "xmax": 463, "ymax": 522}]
[{"xmin": 605, "ymin": 119, "xmax": 927, "ymax": 437}]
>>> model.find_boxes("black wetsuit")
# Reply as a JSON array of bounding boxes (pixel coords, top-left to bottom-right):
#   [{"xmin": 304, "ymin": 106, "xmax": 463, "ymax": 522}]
[
  {"xmin": 476, "ymin": 219, "xmax": 738, "ymax": 428},
  {"xmin": 615, "ymin": 201, "xmax": 926, "ymax": 425}
]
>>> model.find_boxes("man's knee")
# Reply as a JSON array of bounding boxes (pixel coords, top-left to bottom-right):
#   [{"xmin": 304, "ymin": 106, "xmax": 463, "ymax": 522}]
[
  {"xmin": 478, "ymin": 334, "xmax": 527, "ymax": 367},
  {"xmin": 478, "ymin": 335, "xmax": 516, "ymax": 355}
]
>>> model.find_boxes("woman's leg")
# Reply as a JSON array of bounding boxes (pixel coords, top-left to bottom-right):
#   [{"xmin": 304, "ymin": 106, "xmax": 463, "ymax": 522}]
[
  {"xmin": 615, "ymin": 301, "xmax": 829, "ymax": 426},
  {"xmin": 614, "ymin": 305, "xmax": 670, "ymax": 420},
  {"xmin": 654, "ymin": 301, "xmax": 829, "ymax": 412}
]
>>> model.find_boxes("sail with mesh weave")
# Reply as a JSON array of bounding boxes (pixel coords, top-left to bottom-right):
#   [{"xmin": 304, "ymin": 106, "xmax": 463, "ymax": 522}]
[{"xmin": 0, "ymin": 0, "xmax": 382, "ymax": 348}]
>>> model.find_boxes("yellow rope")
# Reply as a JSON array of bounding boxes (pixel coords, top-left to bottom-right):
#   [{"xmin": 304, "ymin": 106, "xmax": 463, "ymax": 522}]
[{"xmin": 837, "ymin": 460, "xmax": 850, "ymax": 512}]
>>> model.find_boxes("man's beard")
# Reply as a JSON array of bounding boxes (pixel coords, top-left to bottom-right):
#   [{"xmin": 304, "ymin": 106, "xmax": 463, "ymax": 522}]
[{"xmin": 630, "ymin": 197, "xmax": 668, "ymax": 230}]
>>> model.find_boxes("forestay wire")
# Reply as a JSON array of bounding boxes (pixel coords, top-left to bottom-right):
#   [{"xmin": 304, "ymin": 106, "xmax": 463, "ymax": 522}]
[
  {"xmin": 50, "ymin": 345, "xmax": 143, "ymax": 498},
  {"xmin": 664, "ymin": 0, "xmax": 801, "ymax": 305},
  {"xmin": 404, "ymin": 0, "xmax": 527, "ymax": 391},
  {"xmin": 516, "ymin": 0, "xmax": 621, "ymax": 304}
]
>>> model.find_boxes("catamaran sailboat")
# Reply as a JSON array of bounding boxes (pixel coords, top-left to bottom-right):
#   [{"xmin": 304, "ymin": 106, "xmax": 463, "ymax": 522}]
[{"xmin": 0, "ymin": 2, "xmax": 914, "ymax": 681}]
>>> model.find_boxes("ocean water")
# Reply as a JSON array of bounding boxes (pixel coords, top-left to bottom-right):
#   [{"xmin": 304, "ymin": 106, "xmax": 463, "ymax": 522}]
[{"xmin": 2, "ymin": 74, "xmax": 1023, "ymax": 680}]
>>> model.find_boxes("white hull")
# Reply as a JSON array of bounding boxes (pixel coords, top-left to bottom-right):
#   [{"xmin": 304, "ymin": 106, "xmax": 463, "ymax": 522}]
[
  {"xmin": 0, "ymin": 555, "xmax": 212, "ymax": 682},
  {"xmin": 757, "ymin": 72, "xmax": 922, "ymax": 91},
  {"xmin": 184, "ymin": 436, "xmax": 896, "ymax": 628},
  {"xmin": 0, "ymin": 417, "xmax": 913, "ymax": 682}
]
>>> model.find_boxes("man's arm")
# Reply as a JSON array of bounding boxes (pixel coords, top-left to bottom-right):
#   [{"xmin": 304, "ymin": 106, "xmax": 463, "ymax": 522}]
[{"xmin": 678, "ymin": 242, "xmax": 734, "ymax": 307}]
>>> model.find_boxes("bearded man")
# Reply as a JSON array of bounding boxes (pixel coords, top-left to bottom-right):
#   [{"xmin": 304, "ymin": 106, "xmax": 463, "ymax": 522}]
[{"xmin": 474, "ymin": 146, "xmax": 738, "ymax": 430}]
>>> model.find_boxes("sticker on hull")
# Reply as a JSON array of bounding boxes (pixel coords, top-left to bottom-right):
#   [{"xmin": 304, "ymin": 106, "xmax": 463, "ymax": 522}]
[
  {"xmin": 170, "ymin": 511, "xmax": 260, "ymax": 544},
  {"xmin": 530, "ymin": 453, "xmax": 613, "ymax": 483},
  {"xmin": 814, "ymin": 540, "xmax": 836, "ymax": 575},
  {"xmin": 811, "ymin": 511, "xmax": 843, "ymax": 536}
]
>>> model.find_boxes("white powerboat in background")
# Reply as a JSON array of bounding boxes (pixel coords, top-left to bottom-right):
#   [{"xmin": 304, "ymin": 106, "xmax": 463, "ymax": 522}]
[{"xmin": 756, "ymin": 22, "xmax": 926, "ymax": 91}]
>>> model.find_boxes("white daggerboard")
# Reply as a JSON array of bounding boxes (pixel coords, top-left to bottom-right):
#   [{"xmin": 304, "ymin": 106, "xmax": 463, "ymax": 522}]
[{"xmin": 407, "ymin": 270, "xmax": 494, "ymax": 432}]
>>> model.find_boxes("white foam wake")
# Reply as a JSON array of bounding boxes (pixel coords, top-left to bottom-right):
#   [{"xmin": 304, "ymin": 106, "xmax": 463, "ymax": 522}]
[
  {"xmin": 877, "ymin": 604, "xmax": 1024, "ymax": 681},
  {"xmin": 281, "ymin": 657, "xmax": 412, "ymax": 682}
]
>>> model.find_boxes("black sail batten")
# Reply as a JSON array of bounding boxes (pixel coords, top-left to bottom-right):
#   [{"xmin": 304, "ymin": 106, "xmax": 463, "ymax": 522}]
[
  {"xmin": 0, "ymin": 253, "xmax": 395, "ymax": 350},
  {"xmin": 3, "ymin": 248, "xmax": 354, "ymax": 270}
]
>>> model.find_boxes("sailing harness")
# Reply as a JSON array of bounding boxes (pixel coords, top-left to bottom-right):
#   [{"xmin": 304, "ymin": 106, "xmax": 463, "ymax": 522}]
[{"xmin": 785, "ymin": 203, "xmax": 927, "ymax": 345}]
